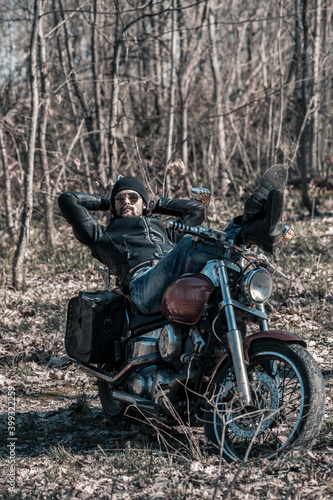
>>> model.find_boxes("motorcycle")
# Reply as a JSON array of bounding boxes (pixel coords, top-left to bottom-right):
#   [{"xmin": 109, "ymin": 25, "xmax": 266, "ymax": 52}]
[{"xmin": 65, "ymin": 189, "xmax": 325, "ymax": 462}]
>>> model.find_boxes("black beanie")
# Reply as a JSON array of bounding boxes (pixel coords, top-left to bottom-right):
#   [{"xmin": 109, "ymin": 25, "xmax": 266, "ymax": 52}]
[{"xmin": 111, "ymin": 176, "xmax": 148, "ymax": 208}]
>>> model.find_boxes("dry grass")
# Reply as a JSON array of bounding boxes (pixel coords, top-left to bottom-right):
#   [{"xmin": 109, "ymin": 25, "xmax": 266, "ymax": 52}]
[{"xmin": 0, "ymin": 193, "xmax": 332, "ymax": 499}]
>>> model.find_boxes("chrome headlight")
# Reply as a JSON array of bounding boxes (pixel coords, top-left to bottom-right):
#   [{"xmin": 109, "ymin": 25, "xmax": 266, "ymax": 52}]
[{"xmin": 241, "ymin": 268, "xmax": 273, "ymax": 304}]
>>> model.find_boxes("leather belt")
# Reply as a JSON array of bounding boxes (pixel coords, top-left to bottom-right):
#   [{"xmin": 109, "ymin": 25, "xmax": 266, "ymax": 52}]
[{"xmin": 125, "ymin": 259, "xmax": 159, "ymax": 286}]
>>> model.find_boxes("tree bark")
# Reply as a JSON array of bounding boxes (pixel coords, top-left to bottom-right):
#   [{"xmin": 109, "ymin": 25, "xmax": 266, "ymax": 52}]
[
  {"xmin": 310, "ymin": 0, "xmax": 322, "ymax": 177},
  {"xmin": 39, "ymin": 1, "xmax": 55, "ymax": 246},
  {"xmin": 177, "ymin": 0, "xmax": 207, "ymax": 194},
  {"xmin": 0, "ymin": 124, "xmax": 16, "ymax": 239},
  {"xmin": 58, "ymin": 0, "xmax": 104, "ymax": 188},
  {"xmin": 52, "ymin": 0, "xmax": 93, "ymax": 193},
  {"xmin": 151, "ymin": 1, "xmax": 163, "ymax": 133},
  {"xmin": 108, "ymin": 11, "xmax": 122, "ymax": 182},
  {"xmin": 294, "ymin": 0, "xmax": 314, "ymax": 214},
  {"xmin": 164, "ymin": 0, "xmax": 177, "ymax": 196},
  {"xmin": 12, "ymin": 0, "xmax": 40, "ymax": 288},
  {"xmin": 208, "ymin": 1, "xmax": 229, "ymax": 192},
  {"xmin": 92, "ymin": 0, "xmax": 107, "ymax": 186}
]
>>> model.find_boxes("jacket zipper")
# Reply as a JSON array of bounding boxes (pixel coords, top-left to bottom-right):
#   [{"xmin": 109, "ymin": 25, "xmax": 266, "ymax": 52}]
[
  {"xmin": 142, "ymin": 217, "xmax": 163, "ymax": 255},
  {"xmin": 123, "ymin": 240, "xmax": 131, "ymax": 259}
]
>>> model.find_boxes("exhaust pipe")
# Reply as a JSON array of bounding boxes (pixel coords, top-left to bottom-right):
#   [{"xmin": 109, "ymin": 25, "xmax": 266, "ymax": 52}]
[
  {"xmin": 111, "ymin": 390, "xmax": 155, "ymax": 410},
  {"xmin": 79, "ymin": 352, "xmax": 161, "ymax": 385}
]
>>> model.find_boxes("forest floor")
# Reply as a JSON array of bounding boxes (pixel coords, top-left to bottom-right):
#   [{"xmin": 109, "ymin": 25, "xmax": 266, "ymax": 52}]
[{"xmin": 0, "ymin": 198, "xmax": 333, "ymax": 499}]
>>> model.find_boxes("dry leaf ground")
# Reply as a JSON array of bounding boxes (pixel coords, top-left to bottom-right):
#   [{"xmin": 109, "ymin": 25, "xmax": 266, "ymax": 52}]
[{"xmin": 0, "ymin": 200, "xmax": 332, "ymax": 499}]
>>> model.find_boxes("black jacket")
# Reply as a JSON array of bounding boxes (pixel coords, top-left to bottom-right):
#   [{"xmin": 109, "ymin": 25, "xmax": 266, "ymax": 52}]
[{"xmin": 58, "ymin": 192, "xmax": 205, "ymax": 285}]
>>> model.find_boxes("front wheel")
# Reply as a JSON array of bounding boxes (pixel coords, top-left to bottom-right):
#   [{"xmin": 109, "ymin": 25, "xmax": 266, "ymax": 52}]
[{"xmin": 204, "ymin": 341, "xmax": 325, "ymax": 461}]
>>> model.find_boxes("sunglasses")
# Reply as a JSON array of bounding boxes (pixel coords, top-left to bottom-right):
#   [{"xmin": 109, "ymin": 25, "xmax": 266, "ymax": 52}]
[{"xmin": 114, "ymin": 192, "xmax": 141, "ymax": 204}]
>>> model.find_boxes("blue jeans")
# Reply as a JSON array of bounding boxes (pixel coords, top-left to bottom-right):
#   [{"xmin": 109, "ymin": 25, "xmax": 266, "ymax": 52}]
[{"xmin": 129, "ymin": 226, "xmax": 239, "ymax": 314}]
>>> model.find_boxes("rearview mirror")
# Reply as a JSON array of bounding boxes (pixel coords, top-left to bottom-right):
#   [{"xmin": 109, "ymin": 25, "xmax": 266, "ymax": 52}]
[{"xmin": 190, "ymin": 187, "xmax": 211, "ymax": 207}]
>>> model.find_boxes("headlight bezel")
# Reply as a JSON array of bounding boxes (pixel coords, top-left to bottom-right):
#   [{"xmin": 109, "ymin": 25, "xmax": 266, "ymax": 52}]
[{"xmin": 241, "ymin": 267, "xmax": 273, "ymax": 304}]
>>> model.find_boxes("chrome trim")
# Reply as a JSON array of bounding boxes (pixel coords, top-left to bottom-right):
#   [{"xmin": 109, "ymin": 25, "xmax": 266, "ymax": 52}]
[
  {"xmin": 256, "ymin": 303, "xmax": 269, "ymax": 331},
  {"xmin": 199, "ymin": 261, "xmax": 219, "ymax": 286},
  {"xmin": 219, "ymin": 298, "xmax": 268, "ymax": 320},
  {"xmin": 80, "ymin": 353, "xmax": 161, "ymax": 385},
  {"xmin": 111, "ymin": 390, "xmax": 155, "ymax": 408},
  {"xmin": 216, "ymin": 261, "xmax": 252, "ymax": 406},
  {"xmin": 241, "ymin": 268, "xmax": 273, "ymax": 304}
]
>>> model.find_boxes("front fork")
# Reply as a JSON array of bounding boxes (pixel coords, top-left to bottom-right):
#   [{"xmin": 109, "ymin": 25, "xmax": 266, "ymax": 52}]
[
  {"xmin": 256, "ymin": 303, "xmax": 281, "ymax": 394},
  {"xmin": 216, "ymin": 260, "xmax": 253, "ymax": 405}
]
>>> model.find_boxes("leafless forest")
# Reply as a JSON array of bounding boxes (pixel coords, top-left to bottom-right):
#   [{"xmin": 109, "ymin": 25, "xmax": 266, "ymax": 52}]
[
  {"xmin": 0, "ymin": 0, "xmax": 333, "ymax": 498},
  {"xmin": 0, "ymin": 0, "xmax": 332, "ymax": 284}
]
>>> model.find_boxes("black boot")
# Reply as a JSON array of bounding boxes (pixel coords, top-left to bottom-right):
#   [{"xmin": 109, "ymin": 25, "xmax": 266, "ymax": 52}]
[
  {"xmin": 242, "ymin": 164, "xmax": 288, "ymax": 224},
  {"xmin": 239, "ymin": 189, "xmax": 284, "ymax": 255}
]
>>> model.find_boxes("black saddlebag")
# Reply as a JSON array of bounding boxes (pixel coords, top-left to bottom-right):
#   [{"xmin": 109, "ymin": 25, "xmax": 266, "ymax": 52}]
[{"xmin": 65, "ymin": 289, "xmax": 124, "ymax": 364}]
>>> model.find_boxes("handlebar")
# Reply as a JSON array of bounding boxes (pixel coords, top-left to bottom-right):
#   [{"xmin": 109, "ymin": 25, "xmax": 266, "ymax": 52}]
[
  {"xmin": 169, "ymin": 220, "xmax": 293, "ymax": 280},
  {"xmin": 169, "ymin": 221, "xmax": 228, "ymax": 243}
]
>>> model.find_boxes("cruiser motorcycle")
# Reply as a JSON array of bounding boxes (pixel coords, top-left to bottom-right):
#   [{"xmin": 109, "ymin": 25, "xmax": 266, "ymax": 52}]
[{"xmin": 65, "ymin": 189, "xmax": 325, "ymax": 462}]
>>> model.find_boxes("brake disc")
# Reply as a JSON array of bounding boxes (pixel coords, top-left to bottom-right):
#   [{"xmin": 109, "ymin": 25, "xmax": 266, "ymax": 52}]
[{"xmin": 216, "ymin": 372, "xmax": 280, "ymax": 439}]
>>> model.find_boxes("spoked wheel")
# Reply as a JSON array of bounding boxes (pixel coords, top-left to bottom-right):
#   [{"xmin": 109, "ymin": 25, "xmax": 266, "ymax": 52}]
[
  {"xmin": 204, "ymin": 341, "xmax": 325, "ymax": 462},
  {"xmin": 98, "ymin": 380, "xmax": 125, "ymax": 422}
]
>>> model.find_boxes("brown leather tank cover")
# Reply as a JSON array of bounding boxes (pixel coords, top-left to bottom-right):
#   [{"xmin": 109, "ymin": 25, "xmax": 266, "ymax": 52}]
[{"xmin": 161, "ymin": 274, "xmax": 215, "ymax": 325}]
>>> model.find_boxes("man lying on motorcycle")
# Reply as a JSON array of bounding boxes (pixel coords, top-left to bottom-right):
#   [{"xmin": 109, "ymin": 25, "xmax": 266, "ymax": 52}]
[{"xmin": 58, "ymin": 165, "xmax": 288, "ymax": 315}]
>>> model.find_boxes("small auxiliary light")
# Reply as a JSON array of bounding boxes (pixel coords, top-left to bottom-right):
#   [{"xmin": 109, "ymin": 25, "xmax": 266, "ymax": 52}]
[{"xmin": 281, "ymin": 225, "xmax": 295, "ymax": 242}]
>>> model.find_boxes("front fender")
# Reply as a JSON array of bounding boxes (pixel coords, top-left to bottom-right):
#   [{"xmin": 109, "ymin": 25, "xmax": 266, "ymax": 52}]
[
  {"xmin": 208, "ymin": 330, "xmax": 306, "ymax": 388},
  {"xmin": 242, "ymin": 330, "xmax": 307, "ymax": 362}
]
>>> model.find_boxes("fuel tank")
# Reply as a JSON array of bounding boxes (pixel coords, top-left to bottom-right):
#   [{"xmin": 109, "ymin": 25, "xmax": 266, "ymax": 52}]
[{"xmin": 161, "ymin": 274, "xmax": 215, "ymax": 325}]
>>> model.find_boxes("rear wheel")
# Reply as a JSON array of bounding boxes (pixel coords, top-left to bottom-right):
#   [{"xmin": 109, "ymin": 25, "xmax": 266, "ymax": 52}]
[
  {"xmin": 204, "ymin": 341, "xmax": 325, "ymax": 461},
  {"xmin": 98, "ymin": 380, "xmax": 125, "ymax": 422}
]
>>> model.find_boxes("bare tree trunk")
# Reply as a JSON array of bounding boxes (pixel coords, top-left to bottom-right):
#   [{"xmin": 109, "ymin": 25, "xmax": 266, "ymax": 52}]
[
  {"xmin": 53, "ymin": 0, "xmax": 92, "ymax": 192},
  {"xmin": 294, "ymin": 0, "xmax": 320, "ymax": 215},
  {"xmin": 208, "ymin": 1, "xmax": 229, "ymax": 192},
  {"xmin": 12, "ymin": 0, "xmax": 40, "ymax": 288},
  {"xmin": 164, "ymin": 0, "xmax": 177, "ymax": 196},
  {"xmin": 177, "ymin": 0, "xmax": 207, "ymax": 194},
  {"xmin": 92, "ymin": 0, "xmax": 107, "ymax": 186},
  {"xmin": 260, "ymin": 10, "xmax": 274, "ymax": 169},
  {"xmin": 108, "ymin": 24, "xmax": 122, "ymax": 182},
  {"xmin": 310, "ymin": 0, "xmax": 322, "ymax": 177},
  {"xmin": 151, "ymin": 1, "xmax": 163, "ymax": 133},
  {"xmin": 177, "ymin": 0, "xmax": 188, "ymax": 173},
  {"xmin": 296, "ymin": 0, "xmax": 310, "ymax": 208},
  {"xmin": 275, "ymin": 0, "xmax": 285, "ymax": 158},
  {"xmin": 298, "ymin": 0, "xmax": 311, "ymax": 212},
  {"xmin": 58, "ymin": 0, "xmax": 104, "ymax": 188},
  {"xmin": 0, "ymin": 124, "xmax": 16, "ymax": 239},
  {"xmin": 39, "ymin": 1, "xmax": 55, "ymax": 247}
]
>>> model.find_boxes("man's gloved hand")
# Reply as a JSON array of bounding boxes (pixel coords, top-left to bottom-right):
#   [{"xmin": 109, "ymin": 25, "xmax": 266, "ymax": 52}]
[
  {"xmin": 99, "ymin": 198, "xmax": 111, "ymax": 211},
  {"xmin": 239, "ymin": 189, "xmax": 284, "ymax": 255}
]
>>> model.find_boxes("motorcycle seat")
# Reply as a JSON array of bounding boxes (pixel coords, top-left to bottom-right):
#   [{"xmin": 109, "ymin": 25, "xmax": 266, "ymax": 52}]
[
  {"xmin": 112, "ymin": 286, "xmax": 166, "ymax": 333},
  {"xmin": 128, "ymin": 310, "xmax": 166, "ymax": 332}
]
